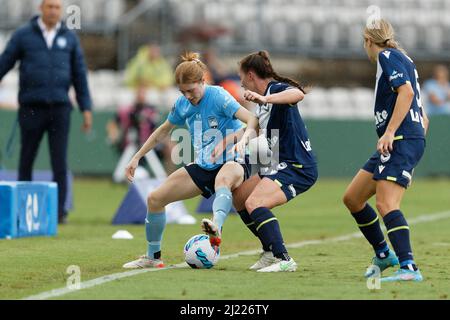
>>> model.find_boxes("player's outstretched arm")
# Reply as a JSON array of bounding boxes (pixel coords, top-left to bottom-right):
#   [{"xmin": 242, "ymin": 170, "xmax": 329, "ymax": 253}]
[
  {"xmin": 244, "ymin": 88, "xmax": 304, "ymax": 106},
  {"xmin": 377, "ymin": 82, "xmax": 415, "ymax": 155},
  {"xmin": 125, "ymin": 120, "xmax": 176, "ymax": 182},
  {"xmin": 212, "ymin": 107, "xmax": 259, "ymax": 160}
]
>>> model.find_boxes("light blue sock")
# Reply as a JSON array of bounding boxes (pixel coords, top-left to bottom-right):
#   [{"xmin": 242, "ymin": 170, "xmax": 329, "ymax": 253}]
[
  {"xmin": 212, "ymin": 187, "xmax": 233, "ymax": 231},
  {"xmin": 146, "ymin": 211, "xmax": 166, "ymax": 259}
]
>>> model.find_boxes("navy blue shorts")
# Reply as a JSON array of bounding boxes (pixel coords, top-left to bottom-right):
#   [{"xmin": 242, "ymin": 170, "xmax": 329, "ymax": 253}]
[
  {"xmin": 185, "ymin": 159, "xmax": 252, "ymax": 199},
  {"xmin": 259, "ymin": 162, "xmax": 318, "ymax": 202},
  {"xmin": 362, "ymin": 139, "xmax": 425, "ymax": 189}
]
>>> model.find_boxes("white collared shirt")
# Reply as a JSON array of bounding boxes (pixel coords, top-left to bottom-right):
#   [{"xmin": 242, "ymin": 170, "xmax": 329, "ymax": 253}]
[{"xmin": 37, "ymin": 17, "xmax": 61, "ymax": 49}]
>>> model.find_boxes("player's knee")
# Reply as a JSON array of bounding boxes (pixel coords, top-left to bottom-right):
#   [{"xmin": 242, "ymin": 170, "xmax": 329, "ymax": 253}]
[
  {"xmin": 375, "ymin": 199, "xmax": 395, "ymax": 216},
  {"xmin": 245, "ymin": 197, "xmax": 260, "ymax": 214},
  {"xmin": 147, "ymin": 192, "xmax": 165, "ymax": 212},
  {"xmin": 342, "ymin": 193, "xmax": 363, "ymax": 213},
  {"xmin": 215, "ymin": 175, "xmax": 233, "ymax": 189}
]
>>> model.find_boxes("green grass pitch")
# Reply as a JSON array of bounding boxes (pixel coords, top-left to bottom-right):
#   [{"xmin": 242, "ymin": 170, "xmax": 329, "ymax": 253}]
[{"xmin": 1, "ymin": 178, "xmax": 450, "ymax": 300}]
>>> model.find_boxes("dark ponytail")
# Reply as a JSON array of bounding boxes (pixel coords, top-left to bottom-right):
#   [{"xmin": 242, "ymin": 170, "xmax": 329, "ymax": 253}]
[{"xmin": 239, "ymin": 50, "xmax": 306, "ymax": 94}]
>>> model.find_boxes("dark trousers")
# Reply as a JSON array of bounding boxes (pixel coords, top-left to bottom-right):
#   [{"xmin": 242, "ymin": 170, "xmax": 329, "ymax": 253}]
[{"xmin": 18, "ymin": 104, "xmax": 72, "ymax": 217}]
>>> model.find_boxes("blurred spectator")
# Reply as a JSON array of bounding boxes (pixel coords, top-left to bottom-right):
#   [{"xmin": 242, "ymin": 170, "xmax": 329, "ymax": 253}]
[
  {"xmin": 124, "ymin": 44, "xmax": 174, "ymax": 90},
  {"xmin": 203, "ymin": 47, "xmax": 229, "ymax": 85},
  {"xmin": 203, "ymin": 47, "xmax": 248, "ymax": 106},
  {"xmin": 423, "ymin": 65, "xmax": 450, "ymax": 116},
  {"xmin": 107, "ymin": 86, "xmax": 177, "ymax": 174},
  {"xmin": 0, "ymin": 0, "xmax": 92, "ymax": 224}
]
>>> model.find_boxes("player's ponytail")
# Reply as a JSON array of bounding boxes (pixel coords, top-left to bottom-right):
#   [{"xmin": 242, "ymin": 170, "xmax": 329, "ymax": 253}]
[
  {"xmin": 364, "ymin": 19, "xmax": 407, "ymax": 55},
  {"xmin": 175, "ymin": 52, "xmax": 208, "ymax": 85},
  {"xmin": 239, "ymin": 51, "xmax": 306, "ymax": 94}
]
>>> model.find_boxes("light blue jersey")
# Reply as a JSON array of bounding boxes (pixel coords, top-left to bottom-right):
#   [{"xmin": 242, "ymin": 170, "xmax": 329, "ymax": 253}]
[{"xmin": 168, "ymin": 85, "xmax": 243, "ymax": 170}]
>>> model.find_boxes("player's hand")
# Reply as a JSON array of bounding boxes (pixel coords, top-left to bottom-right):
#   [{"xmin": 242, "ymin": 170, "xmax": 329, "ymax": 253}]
[
  {"xmin": 377, "ymin": 132, "xmax": 395, "ymax": 155},
  {"xmin": 244, "ymin": 90, "xmax": 267, "ymax": 105},
  {"xmin": 125, "ymin": 157, "xmax": 140, "ymax": 183},
  {"xmin": 82, "ymin": 111, "xmax": 93, "ymax": 133},
  {"xmin": 211, "ymin": 140, "xmax": 226, "ymax": 162},
  {"xmin": 229, "ymin": 137, "xmax": 247, "ymax": 158}
]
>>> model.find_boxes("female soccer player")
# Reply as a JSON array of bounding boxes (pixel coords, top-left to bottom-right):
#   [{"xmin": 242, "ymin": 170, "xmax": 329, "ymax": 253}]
[
  {"xmin": 123, "ymin": 52, "xmax": 258, "ymax": 269},
  {"xmin": 226, "ymin": 51, "xmax": 318, "ymax": 273},
  {"xmin": 342, "ymin": 19, "xmax": 429, "ymax": 282}
]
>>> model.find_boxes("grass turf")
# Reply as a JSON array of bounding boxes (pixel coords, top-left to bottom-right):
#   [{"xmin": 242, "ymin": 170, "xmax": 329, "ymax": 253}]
[{"xmin": 1, "ymin": 178, "xmax": 449, "ymax": 300}]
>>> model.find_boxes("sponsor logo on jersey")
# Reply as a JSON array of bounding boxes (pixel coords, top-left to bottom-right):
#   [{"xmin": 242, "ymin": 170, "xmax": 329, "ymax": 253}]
[
  {"xmin": 389, "ymin": 70, "xmax": 404, "ymax": 82},
  {"xmin": 223, "ymin": 95, "xmax": 231, "ymax": 109},
  {"xmin": 301, "ymin": 139, "xmax": 313, "ymax": 152},
  {"xmin": 378, "ymin": 165, "xmax": 385, "ymax": 174},
  {"xmin": 382, "ymin": 50, "xmax": 391, "ymax": 59},
  {"xmin": 375, "ymin": 110, "xmax": 389, "ymax": 127}
]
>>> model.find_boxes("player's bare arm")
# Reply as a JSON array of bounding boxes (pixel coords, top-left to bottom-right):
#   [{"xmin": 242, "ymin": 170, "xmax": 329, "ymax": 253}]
[
  {"xmin": 377, "ymin": 83, "xmax": 415, "ymax": 155},
  {"xmin": 125, "ymin": 120, "xmax": 176, "ymax": 182}
]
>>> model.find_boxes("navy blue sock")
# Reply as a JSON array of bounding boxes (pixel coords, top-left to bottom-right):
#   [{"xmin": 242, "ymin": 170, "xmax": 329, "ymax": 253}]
[
  {"xmin": 250, "ymin": 207, "xmax": 290, "ymax": 261},
  {"xmin": 383, "ymin": 210, "xmax": 417, "ymax": 271},
  {"xmin": 238, "ymin": 209, "xmax": 271, "ymax": 252},
  {"xmin": 352, "ymin": 204, "xmax": 390, "ymax": 259}
]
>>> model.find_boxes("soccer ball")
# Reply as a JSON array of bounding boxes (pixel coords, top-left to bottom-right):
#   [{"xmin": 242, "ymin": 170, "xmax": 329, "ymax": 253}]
[{"xmin": 184, "ymin": 234, "xmax": 220, "ymax": 269}]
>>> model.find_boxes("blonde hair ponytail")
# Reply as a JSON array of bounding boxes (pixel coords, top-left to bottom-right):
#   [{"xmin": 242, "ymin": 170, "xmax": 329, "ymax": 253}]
[
  {"xmin": 175, "ymin": 52, "xmax": 208, "ymax": 85},
  {"xmin": 364, "ymin": 19, "xmax": 407, "ymax": 54}
]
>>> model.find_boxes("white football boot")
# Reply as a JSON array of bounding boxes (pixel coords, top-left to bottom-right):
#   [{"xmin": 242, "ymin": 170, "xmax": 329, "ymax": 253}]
[
  {"xmin": 257, "ymin": 258, "xmax": 298, "ymax": 273},
  {"xmin": 122, "ymin": 255, "xmax": 165, "ymax": 269},
  {"xmin": 250, "ymin": 251, "xmax": 279, "ymax": 270}
]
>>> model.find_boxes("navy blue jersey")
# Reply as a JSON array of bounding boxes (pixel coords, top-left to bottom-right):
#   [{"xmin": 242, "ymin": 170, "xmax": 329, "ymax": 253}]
[
  {"xmin": 255, "ymin": 81, "xmax": 316, "ymax": 167},
  {"xmin": 374, "ymin": 48, "xmax": 425, "ymax": 139}
]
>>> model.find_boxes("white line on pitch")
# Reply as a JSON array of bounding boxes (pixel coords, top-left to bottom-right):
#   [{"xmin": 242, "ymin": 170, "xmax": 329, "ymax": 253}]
[{"xmin": 23, "ymin": 210, "xmax": 450, "ymax": 300}]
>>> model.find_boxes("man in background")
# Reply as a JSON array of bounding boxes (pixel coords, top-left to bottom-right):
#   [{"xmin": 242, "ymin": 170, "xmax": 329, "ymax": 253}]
[{"xmin": 0, "ymin": 0, "xmax": 93, "ymax": 224}]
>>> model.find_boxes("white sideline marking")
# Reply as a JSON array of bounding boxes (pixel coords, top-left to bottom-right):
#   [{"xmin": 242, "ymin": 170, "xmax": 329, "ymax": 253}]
[{"xmin": 23, "ymin": 210, "xmax": 450, "ymax": 300}]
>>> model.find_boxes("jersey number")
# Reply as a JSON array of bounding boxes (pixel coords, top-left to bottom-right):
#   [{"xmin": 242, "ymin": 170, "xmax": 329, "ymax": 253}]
[{"xmin": 410, "ymin": 68, "xmax": 425, "ymax": 128}]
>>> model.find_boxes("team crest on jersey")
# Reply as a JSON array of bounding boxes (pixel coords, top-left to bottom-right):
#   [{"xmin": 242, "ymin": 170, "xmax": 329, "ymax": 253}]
[
  {"xmin": 208, "ymin": 116, "xmax": 218, "ymax": 129},
  {"xmin": 380, "ymin": 153, "xmax": 391, "ymax": 163},
  {"xmin": 56, "ymin": 37, "xmax": 67, "ymax": 49}
]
